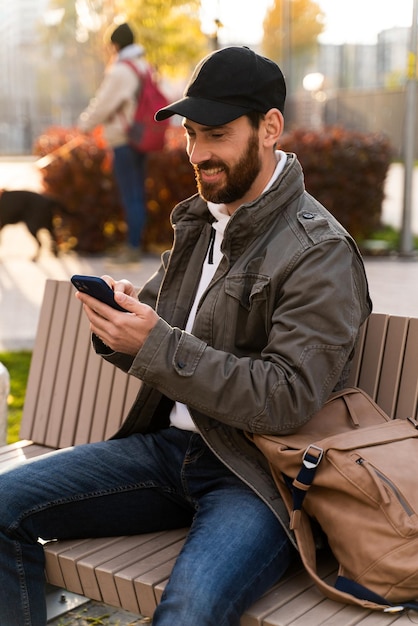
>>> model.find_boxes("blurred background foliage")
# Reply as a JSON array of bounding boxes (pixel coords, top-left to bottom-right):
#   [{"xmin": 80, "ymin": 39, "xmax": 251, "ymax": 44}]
[{"xmin": 33, "ymin": 124, "xmax": 393, "ymax": 255}]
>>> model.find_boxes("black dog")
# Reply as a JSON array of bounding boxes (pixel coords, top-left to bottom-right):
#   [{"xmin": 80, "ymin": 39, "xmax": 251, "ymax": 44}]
[{"xmin": 0, "ymin": 190, "xmax": 68, "ymax": 261}]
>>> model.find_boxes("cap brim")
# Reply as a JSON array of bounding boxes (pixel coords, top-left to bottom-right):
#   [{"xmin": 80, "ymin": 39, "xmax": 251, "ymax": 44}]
[{"xmin": 155, "ymin": 96, "xmax": 250, "ymax": 126}]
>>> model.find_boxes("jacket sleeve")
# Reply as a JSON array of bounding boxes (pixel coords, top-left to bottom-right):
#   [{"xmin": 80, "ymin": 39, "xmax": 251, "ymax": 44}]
[{"xmin": 123, "ymin": 238, "xmax": 371, "ymax": 435}]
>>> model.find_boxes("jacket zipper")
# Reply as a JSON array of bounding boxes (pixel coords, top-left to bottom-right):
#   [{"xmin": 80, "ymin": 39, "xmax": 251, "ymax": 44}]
[{"xmin": 208, "ymin": 228, "xmax": 216, "ymax": 265}]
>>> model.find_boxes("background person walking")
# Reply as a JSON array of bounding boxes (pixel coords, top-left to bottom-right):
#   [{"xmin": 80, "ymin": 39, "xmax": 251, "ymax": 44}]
[{"xmin": 78, "ymin": 22, "xmax": 147, "ymax": 264}]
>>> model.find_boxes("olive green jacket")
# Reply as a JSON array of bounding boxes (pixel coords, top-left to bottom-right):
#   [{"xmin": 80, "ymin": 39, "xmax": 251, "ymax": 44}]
[{"xmin": 99, "ymin": 153, "xmax": 372, "ymax": 541}]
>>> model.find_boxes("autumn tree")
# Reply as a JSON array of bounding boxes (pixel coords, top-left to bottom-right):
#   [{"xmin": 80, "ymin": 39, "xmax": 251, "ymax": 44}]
[
  {"xmin": 262, "ymin": 0, "xmax": 325, "ymax": 92},
  {"xmin": 122, "ymin": 0, "xmax": 208, "ymax": 76}
]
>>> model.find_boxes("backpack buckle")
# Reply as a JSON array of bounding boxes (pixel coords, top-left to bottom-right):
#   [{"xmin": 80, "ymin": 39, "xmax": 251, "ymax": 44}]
[{"xmin": 303, "ymin": 445, "xmax": 323, "ymax": 469}]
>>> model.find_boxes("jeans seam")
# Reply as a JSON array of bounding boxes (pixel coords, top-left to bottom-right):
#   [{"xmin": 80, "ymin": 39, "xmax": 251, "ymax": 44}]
[{"xmin": 15, "ymin": 539, "xmax": 31, "ymax": 626}]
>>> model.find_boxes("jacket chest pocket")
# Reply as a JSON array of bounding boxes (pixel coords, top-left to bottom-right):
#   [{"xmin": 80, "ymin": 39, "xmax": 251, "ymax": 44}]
[
  {"xmin": 222, "ymin": 274, "xmax": 271, "ymax": 352},
  {"xmin": 225, "ymin": 274, "xmax": 270, "ymax": 310}
]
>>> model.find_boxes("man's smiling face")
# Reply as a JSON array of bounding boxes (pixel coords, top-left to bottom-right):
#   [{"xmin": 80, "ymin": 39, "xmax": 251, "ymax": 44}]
[{"xmin": 184, "ymin": 116, "xmax": 263, "ymax": 213}]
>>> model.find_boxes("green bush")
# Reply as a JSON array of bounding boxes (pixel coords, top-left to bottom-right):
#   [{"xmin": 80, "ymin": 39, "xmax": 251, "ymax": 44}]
[{"xmin": 33, "ymin": 125, "xmax": 393, "ymax": 253}]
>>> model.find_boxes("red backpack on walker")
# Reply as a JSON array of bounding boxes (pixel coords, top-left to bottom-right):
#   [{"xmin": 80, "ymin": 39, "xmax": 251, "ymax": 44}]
[{"xmin": 122, "ymin": 60, "xmax": 169, "ymax": 153}]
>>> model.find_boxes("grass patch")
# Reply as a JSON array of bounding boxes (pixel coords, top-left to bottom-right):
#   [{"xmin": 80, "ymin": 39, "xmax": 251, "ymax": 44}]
[{"xmin": 0, "ymin": 351, "xmax": 32, "ymax": 444}]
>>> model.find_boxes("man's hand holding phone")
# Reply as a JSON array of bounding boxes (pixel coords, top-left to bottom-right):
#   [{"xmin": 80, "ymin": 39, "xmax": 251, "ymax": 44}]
[{"xmin": 71, "ymin": 274, "xmax": 159, "ymax": 355}]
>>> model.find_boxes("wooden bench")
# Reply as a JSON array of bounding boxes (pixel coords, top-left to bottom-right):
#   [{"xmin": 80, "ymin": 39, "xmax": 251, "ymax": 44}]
[{"xmin": 3, "ymin": 278, "xmax": 418, "ymax": 625}]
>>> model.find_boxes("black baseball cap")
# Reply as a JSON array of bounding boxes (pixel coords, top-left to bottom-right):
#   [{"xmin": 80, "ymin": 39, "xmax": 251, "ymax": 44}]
[{"xmin": 155, "ymin": 46, "xmax": 286, "ymax": 126}]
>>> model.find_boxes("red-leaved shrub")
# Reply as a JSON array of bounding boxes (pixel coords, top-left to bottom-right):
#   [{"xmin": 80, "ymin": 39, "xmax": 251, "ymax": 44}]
[{"xmin": 33, "ymin": 125, "xmax": 392, "ymax": 254}]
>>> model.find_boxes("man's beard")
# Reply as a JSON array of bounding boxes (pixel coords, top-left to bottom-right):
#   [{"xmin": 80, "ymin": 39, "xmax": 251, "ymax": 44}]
[{"xmin": 194, "ymin": 131, "xmax": 262, "ymax": 205}]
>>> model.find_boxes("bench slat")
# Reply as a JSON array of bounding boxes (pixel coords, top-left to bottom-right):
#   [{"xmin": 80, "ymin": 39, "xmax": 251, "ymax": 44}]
[
  {"xmin": 375, "ymin": 316, "xmax": 409, "ymax": 418},
  {"xmin": 46, "ymin": 289, "xmax": 85, "ymax": 448},
  {"xmin": 30, "ymin": 282, "xmax": 74, "ymax": 446},
  {"xmin": 105, "ymin": 368, "xmax": 133, "ymax": 438},
  {"xmin": 45, "ymin": 538, "xmax": 95, "ymax": 589},
  {"xmin": 318, "ymin": 604, "xmax": 373, "ymax": 626},
  {"xmin": 114, "ymin": 534, "xmax": 187, "ymax": 614},
  {"xmin": 347, "ymin": 317, "xmax": 368, "ymax": 388},
  {"xmin": 287, "ymin": 598, "xmax": 345, "ymax": 626},
  {"xmin": 240, "ymin": 564, "xmax": 315, "ymax": 626},
  {"xmin": 395, "ymin": 317, "xmax": 418, "ymax": 420},
  {"xmin": 57, "ymin": 302, "xmax": 91, "ymax": 448},
  {"xmin": 0, "ymin": 442, "xmax": 54, "ymax": 469},
  {"xmin": 251, "ymin": 558, "xmax": 338, "ymax": 626},
  {"xmin": 55, "ymin": 536, "xmax": 128, "ymax": 596},
  {"xmin": 76, "ymin": 534, "xmax": 167, "ymax": 602},
  {"xmin": 19, "ymin": 280, "xmax": 59, "ymax": 441},
  {"xmin": 133, "ymin": 556, "xmax": 181, "ymax": 617},
  {"xmin": 92, "ymin": 530, "xmax": 183, "ymax": 610},
  {"xmin": 355, "ymin": 313, "xmax": 389, "ymax": 400}
]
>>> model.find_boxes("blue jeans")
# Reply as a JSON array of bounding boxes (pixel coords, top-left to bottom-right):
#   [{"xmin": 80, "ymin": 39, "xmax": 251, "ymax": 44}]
[
  {"xmin": 0, "ymin": 428, "xmax": 292, "ymax": 626},
  {"xmin": 113, "ymin": 144, "xmax": 146, "ymax": 248}
]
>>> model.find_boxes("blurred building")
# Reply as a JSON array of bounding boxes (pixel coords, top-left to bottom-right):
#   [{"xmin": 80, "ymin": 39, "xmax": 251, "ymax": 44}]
[
  {"xmin": 377, "ymin": 27, "xmax": 410, "ymax": 87},
  {"xmin": 285, "ymin": 27, "xmax": 412, "ymax": 157},
  {"xmin": 316, "ymin": 27, "xmax": 410, "ymax": 91},
  {"xmin": 0, "ymin": 0, "xmax": 50, "ymax": 153},
  {"xmin": 0, "ymin": 0, "xmax": 104, "ymax": 155},
  {"xmin": 318, "ymin": 44, "xmax": 378, "ymax": 90}
]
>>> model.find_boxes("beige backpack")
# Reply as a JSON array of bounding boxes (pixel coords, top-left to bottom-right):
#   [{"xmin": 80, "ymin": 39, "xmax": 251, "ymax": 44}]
[{"xmin": 250, "ymin": 387, "xmax": 418, "ymax": 612}]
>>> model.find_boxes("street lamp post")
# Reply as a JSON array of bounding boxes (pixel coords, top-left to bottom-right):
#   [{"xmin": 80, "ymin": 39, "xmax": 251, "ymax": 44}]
[{"xmin": 400, "ymin": 0, "xmax": 418, "ymax": 256}]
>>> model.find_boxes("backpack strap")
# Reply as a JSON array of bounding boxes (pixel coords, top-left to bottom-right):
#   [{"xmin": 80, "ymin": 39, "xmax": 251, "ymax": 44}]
[
  {"xmin": 287, "ymin": 444, "xmax": 323, "ymax": 529},
  {"xmin": 121, "ymin": 59, "xmax": 147, "ymax": 93},
  {"xmin": 335, "ymin": 576, "xmax": 418, "ymax": 612},
  {"xmin": 116, "ymin": 60, "xmax": 145, "ymax": 134},
  {"xmin": 122, "ymin": 58, "xmax": 143, "ymax": 76}
]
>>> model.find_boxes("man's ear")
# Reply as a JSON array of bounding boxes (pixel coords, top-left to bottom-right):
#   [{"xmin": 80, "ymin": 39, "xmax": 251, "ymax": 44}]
[{"xmin": 262, "ymin": 109, "xmax": 284, "ymax": 147}]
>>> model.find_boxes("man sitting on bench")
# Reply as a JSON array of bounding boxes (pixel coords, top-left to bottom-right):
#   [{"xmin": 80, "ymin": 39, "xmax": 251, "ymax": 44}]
[{"xmin": 0, "ymin": 46, "xmax": 371, "ymax": 626}]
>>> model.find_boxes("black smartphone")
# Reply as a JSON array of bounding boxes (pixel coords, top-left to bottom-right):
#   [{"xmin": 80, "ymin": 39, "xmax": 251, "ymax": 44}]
[{"xmin": 71, "ymin": 275, "xmax": 128, "ymax": 312}]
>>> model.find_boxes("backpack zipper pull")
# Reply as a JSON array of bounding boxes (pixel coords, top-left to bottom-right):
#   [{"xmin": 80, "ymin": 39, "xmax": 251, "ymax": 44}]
[{"xmin": 356, "ymin": 458, "xmax": 391, "ymax": 505}]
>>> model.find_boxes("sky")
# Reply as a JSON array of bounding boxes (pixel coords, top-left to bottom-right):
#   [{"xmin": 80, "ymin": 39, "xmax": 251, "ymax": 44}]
[{"xmin": 200, "ymin": 0, "xmax": 415, "ymax": 46}]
